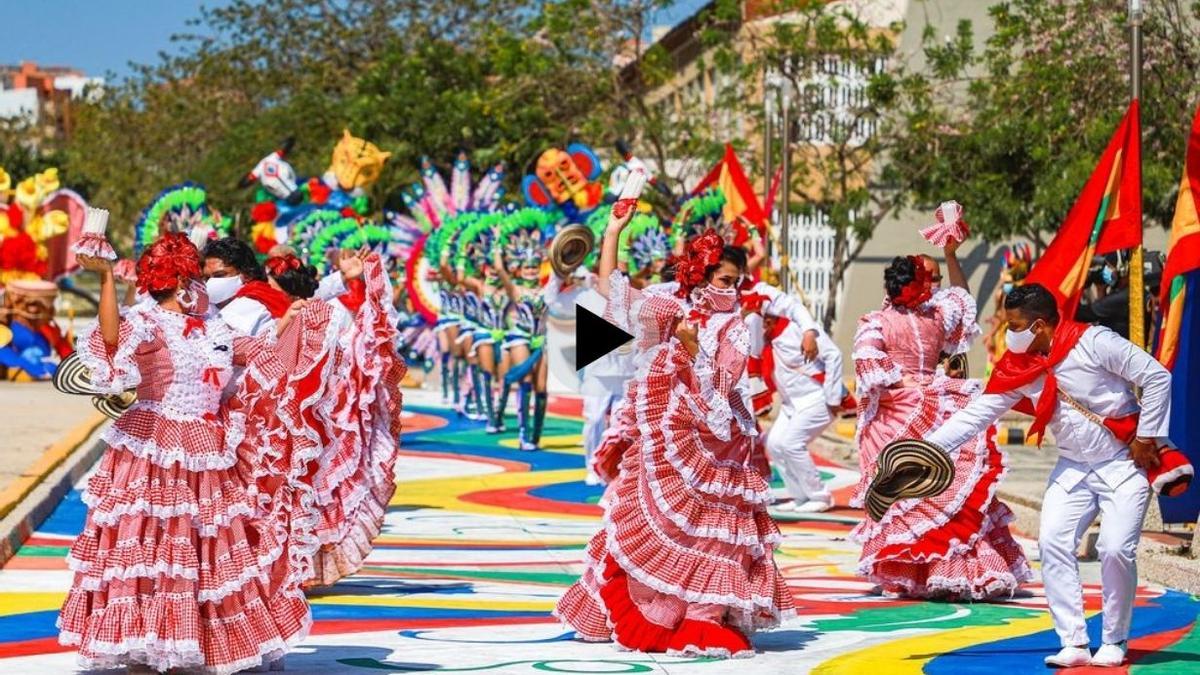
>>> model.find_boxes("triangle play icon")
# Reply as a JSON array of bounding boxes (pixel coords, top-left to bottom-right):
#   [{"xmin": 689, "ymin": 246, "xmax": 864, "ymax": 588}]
[{"xmin": 575, "ymin": 304, "xmax": 634, "ymax": 371}]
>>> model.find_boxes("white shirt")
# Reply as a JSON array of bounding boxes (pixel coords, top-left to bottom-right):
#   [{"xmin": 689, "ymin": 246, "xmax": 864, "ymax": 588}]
[
  {"xmin": 747, "ymin": 282, "xmax": 820, "ymax": 334},
  {"xmin": 314, "ymin": 271, "xmax": 347, "ymax": 302},
  {"xmin": 927, "ymin": 326, "xmax": 1172, "ymax": 490},
  {"xmin": 773, "ymin": 321, "xmax": 844, "ymax": 409},
  {"xmin": 220, "ymin": 297, "xmax": 275, "ymax": 337}
]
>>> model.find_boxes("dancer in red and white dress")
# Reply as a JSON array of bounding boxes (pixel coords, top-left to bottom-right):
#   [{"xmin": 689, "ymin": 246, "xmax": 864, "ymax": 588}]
[
  {"xmin": 262, "ymin": 250, "xmax": 407, "ymax": 587},
  {"xmin": 850, "ymin": 244, "xmax": 1030, "ymax": 600},
  {"xmin": 555, "ymin": 196, "xmax": 794, "ymax": 657},
  {"xmin": 62, "ymin": 234, "xmax": 317, "ymax": 673}
]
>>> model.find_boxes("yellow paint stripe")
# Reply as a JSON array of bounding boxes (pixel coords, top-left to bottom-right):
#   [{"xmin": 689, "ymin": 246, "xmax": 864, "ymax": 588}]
[
  {"xmin": 811, "ymin": 612, "xmax": 1097, "ymax": 674},
  {"xmin": 0, "ymin": 413, "xmax": 106, "ymax": 519},
  {"xmin": 0, "ymin": 591, "xmax": 66, "ymax": 615}
]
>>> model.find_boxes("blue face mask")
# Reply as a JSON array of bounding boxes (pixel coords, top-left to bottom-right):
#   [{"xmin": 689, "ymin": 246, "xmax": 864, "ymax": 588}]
[
  {"xmin": 1002, "ymin": 283, "xmax": 1014, "ymax": 295},
  {"xmin": 1101, "ymin": 267, "xmax": 1116, "ymax": 287}
]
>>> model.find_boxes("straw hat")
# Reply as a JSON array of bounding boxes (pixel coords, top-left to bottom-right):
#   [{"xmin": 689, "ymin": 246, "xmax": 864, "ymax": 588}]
[
  {"xmin": 549, "ymin": 224, "xmax": 594, "ymax": 279},
  {"xmin": 865, "ymin": 439, "xmax": 955, "ymax": 522}
]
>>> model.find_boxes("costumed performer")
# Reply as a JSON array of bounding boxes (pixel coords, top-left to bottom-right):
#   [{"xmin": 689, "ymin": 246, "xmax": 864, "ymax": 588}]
[
  {"xmin": 850, "ymin": 240, "xmax": 1031, "ymax": 600},
  {"xmin": 555, "ymin": 177, "xmax": 794, "ymax": 657},
  {"xmin": 925, "ymin": 283, "xmax": 1175, "ymax": 668},
  {"xmin": 61, "ymin": 236, "xmax": 316, "ymax": 673}
]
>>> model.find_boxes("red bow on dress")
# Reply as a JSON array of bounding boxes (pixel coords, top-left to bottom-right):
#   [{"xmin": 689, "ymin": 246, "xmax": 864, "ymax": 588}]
[{"xmin": 183, "ymin": 316, "xmax": 206, "ymax": 337}]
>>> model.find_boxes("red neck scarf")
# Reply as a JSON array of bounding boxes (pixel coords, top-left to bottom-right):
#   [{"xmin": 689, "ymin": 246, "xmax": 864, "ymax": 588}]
[
  {"xmin": 984, "ymin": 320, "xmax": 1090, "ymax": 445},
  {"xmin": 234, "ymin": 280, "xmax": 292, "ymax": 319}
]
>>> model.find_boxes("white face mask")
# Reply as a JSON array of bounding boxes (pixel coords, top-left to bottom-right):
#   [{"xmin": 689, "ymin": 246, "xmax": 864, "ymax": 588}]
[
  {"xmin": 205, "ymin": 275, "xmax": 243, "ymax": 305},
  {"xmin": 1005, "ymin": 325, "xmax": 1038, "ymax": 354}
]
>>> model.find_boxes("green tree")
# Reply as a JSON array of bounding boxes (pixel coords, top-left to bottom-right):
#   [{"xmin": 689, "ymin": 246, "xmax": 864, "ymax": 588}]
[{"xmin": 892, "ymin": 0, "xmax": 1200, "ymax": 248}]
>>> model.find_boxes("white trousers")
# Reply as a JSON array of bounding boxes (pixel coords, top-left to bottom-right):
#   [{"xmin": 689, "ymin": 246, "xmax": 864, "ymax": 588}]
[
  {"xmin": 1039, "ymin": 470, "xmax": 1149, "ymax": 647},
  {"xmin": 764, "ymin": 395, "xmax": 833, "ymax": 505}
]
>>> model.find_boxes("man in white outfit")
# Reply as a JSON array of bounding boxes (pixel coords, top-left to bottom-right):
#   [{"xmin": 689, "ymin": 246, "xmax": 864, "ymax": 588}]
[
  {"xmin": 926, "ymin": 284, "xmax": 1171, "ymax": 668},
  {"xmin": 764, "ymin": 315, "xmax": 844, "ymax": 512}
]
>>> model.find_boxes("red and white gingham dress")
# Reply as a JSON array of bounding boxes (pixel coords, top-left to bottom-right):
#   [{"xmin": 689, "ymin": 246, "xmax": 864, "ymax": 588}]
[
  {"xmin": 555, "ymin": 275, "xmax": 795, "ymax": 658},
  {"xmin": 284, "ymin": 256, "xmax": 407, "ymax": 587},
  {"xmin": 850, "ymin": 287, "xmax": 1032, "ymax": 600},
  {"xmin": 59, "ymin": 302, "xmax": 315, "ymax": 674}
]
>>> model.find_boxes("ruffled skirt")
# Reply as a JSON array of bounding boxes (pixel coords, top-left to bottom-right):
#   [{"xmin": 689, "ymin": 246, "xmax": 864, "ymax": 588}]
[
  {"xmin": 851, "ymin": 377, "xmax": 1032, "ymax": 600},
  {"xmin": 58, "ymin": 409, "xmax": 313, "ymax": 674}
]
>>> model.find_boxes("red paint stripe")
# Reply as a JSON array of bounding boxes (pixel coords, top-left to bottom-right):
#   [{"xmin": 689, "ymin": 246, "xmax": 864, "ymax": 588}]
[
  {"xmin": 459, "ymin": 485, "xmax": 601, "ymax": 517},
  {"xmin": 548, "ymin": 396, "xmax": 583, "ymax": 418},
  {"xmin": 393, "ymin": 449, "xmax": 530, "ymax": 473},
  {"xmin": 0, "ymin": 636, "xmax": 73, "ymax": 658},
  {"xmin": 311, "ymin": 616, "xmax": 554, "ymax": 636}
]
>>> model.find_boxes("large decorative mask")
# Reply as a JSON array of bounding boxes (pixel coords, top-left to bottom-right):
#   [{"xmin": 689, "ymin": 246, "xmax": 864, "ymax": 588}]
[
  {"xmin": 329, "ymin": 129, "xmax": 391, "ymax": 191},
  {"xmin": 238, "ymin": 137, "xmax": 301, "ymax": 204},
  {"xmin": 521, "ymin": 143, "xmax": 603, "ymax": 216}
]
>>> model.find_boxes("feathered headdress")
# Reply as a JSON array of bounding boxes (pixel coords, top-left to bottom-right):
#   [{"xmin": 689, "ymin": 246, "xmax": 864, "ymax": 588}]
[
  {"xmin": 498, "ymin": 207, "xmax": 559, "ymax": 269},
  {"xmin": 135, "ymin": 183, "xmax": 229, "ymax": 256},
  {"xmin": 672, "ymin": 188, "xmax": 738, "ymax": 246}
]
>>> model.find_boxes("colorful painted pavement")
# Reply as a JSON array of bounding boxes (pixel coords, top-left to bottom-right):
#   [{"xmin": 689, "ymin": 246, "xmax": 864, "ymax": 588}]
[{"xmin": 1, "ymin": 388, "xmax": 1199, "ymax": 673}]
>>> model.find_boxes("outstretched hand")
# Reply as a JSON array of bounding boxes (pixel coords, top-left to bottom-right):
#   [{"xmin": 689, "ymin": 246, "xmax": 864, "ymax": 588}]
[{"xmin": 338, "ymin": 247, "xmax": 368, "ymax": 280}]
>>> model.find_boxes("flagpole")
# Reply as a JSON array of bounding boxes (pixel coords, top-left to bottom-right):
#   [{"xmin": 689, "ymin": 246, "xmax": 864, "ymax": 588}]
[
  {"xmin": 1129, "ymin": 0, "xmax": 1146, "ymax": 349},
  {"xmin": 779, "ymin": 74, "xmax": 793, "ymax": 294}
]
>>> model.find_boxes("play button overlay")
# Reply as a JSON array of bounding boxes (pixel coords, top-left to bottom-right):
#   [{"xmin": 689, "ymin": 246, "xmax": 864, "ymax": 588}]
[{"xmin": 575, "ymin": 305, "xmax": 634, "ymax": 370}]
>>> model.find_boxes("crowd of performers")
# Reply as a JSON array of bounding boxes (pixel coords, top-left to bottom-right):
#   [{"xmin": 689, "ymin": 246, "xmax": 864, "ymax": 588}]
[
  {"xmin": 554, "ymin": 181, "xmax": 1185, "ymax": 669},
  {"xmin": 14, "ymin": 132, "xmax": 1186, "ymax": 672}
]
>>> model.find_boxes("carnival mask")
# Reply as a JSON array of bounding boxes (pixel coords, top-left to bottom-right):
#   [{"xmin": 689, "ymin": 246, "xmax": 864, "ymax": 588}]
[{"xmin": 329, "ymin": 129, "xmax": 391, "ymax": 191}]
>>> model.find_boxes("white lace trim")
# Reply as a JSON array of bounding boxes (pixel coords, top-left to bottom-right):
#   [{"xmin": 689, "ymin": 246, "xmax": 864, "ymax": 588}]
[
  {"xmin": 102, "ymin": 426, "xmax": 236, "ymax": 472},
  {"xmin": 67, "ymin": 558, "xmax": 199, "ymax": 586},
  {"xmin": 76, "ymin": 305, "xmax": 156, "ymax": 395},
  {"xmin": 82, "ymin": 496, "xmax": 255, "ymax": 535}
]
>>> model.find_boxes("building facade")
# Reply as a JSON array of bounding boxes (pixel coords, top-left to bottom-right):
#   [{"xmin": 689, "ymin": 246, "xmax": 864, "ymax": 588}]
[{"xmin": 0, "ymin": 61, "xmax": 103, "ymax": 142}]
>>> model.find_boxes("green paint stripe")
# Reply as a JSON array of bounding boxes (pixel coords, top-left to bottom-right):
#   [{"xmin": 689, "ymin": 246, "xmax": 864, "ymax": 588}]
[
  {"xmin": 17, "ymin": 546, "xmax": 70, "ymax": 557},
  {"xmin": 811, "ymin": 602, "xmax": 1040, "ymax": 633}
]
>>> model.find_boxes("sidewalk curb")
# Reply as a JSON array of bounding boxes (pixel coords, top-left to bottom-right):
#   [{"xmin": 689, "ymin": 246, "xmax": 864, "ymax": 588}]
[{"xmin": 0, "ymin": 415, "xmax": 108, "ymax": 567}]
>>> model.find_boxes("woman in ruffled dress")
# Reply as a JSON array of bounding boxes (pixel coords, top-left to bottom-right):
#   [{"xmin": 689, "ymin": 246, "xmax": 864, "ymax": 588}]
[
  {"xmin": 261, "ymin": 251, "xmax": 407, "ymax": 588},
  {"xmin": 554, "ymin": 200, "xmax": 794, "ymax": 657},
  {"xmin": 850, "ymin": 241, "xmax": 1030, "ymax": 599},
  {"xmin": 61, "ymin": 234, "xmax": 403, "ymax": 671}
]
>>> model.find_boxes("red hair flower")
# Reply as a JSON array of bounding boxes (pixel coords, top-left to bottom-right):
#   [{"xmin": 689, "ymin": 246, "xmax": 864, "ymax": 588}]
[
  {"xmin": 265, "ymin": 254, "xmax": 303, "ymax": 277},
  {"xmin": 674, "ymin": 229, "xmax": 723, "ymax": 296},
  {"xmin": 892, "ymin": 255, "xmax": 933, "ymax": 308},
  {"xmin": 136, "ymin": 232, "xmax": 201, "ymax": 295}
]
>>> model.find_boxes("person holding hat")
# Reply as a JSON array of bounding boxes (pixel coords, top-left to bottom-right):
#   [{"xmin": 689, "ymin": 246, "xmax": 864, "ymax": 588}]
[
  {"xmin": 850, "ymin": 243, "xmax": 1031, "ymax": 601},
  {"xmin": 925, "ymin": 282, "xmax": 1174, "ymax": 668}
]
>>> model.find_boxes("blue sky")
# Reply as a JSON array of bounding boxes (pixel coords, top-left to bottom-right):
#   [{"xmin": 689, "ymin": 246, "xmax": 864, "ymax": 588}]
[{"xmin": 0, "ymin": 0, "xmax": 708, "ymax": 81}]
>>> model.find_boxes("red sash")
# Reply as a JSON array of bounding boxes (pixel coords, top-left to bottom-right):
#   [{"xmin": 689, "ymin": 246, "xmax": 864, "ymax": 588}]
[
  {"xmin": 234, "ymin": 280, "xmax": 292, "ymax": 319},
  {"xmin": 984, "ymin": 320, "xmax": 1088, "ymax": 446}
]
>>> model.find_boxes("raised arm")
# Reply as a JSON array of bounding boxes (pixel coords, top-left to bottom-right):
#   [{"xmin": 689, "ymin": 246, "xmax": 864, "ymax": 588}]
[
  {"xmin": 492, "ymin": 246, "xmax": 519, "ymax": 302},
  {"xmin": 597, "ymin": 205, "xmax": 636, "ymax": 298},
  {"xmin": 943, "ymin": 238, "xmax": 968, "ymax": 291},
  {"xmin": 78, "ymin": 255, "xmax": 120, "ymax": 347}
]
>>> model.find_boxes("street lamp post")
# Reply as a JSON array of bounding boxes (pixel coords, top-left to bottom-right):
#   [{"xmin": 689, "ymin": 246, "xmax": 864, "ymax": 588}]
[{"xmin": 764, "ymin": 73, "xmax": 775, "ymax": 264}]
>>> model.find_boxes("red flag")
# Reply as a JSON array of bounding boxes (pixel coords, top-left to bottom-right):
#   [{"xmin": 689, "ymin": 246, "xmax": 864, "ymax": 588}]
[
  {"xmin": 691, "ymin": 144, "xmax": 769, "ymax": 235},
  {"xmin": 1025, "ymin": 101, "xmax": 1142, "ymax": 317},
  {"xmin": 1157, "ymin": 102, "xmax": 1200, "ymax": 368}
]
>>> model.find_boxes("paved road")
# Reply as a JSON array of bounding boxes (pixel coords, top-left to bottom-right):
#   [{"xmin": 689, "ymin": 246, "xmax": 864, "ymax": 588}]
[{"xmin": 0, "ymin": 389, "xmax": 1198, "ymax": 673}]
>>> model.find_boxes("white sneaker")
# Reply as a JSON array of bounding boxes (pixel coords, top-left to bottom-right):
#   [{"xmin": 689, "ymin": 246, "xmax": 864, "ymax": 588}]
[
  {"xmin": 584, "ymin": 472, "xmax": 601, "ymax": 486},
  {"xmin": 1090, "ymin": 642, "xmax": 1127, "ymax": 667},
  {"xmin": 1044, "ymin": 646, "xmax": 1092, "ymax": 667},
  {"xmin": 772, "ymin": 501, "xmax": 797, "ymax": 513},
  {"xmin": 794, "ymin": 500, "xmax": 833, "ymax": 513}
]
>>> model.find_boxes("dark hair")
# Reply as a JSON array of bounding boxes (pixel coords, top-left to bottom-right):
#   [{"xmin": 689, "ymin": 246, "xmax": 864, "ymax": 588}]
[
  {"xmin": 149, "ymin": 288, "xmax": 175, "ymax": 303},
  {"xmin": 1005, "ymin": 283, "xmax": 1060, "ymax": 324},
  {"xmin": 202, "ymin": 238, "xmax": 266, "ymax": 281},
  {"xmin": 270, "ymin": 263, "xmax": 320, "ymax": 299},
  {"xmin": 705, "ymin": 245, "xmax": 747, "ymax": 279},
  {"xmin": 883, "ymin": 256, "xmax": 918, "ymax": 300}
]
